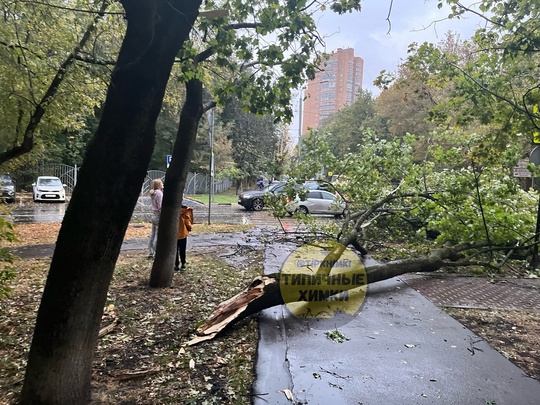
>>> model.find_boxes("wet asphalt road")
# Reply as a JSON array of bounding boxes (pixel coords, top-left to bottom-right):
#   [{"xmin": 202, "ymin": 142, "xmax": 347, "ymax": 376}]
[{"xmin": 3, "ymin": 196, "xmax": 296, "ymax": 228}]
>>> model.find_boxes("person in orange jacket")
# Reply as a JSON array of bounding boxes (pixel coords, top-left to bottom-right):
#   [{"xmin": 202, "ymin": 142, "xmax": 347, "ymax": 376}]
[{"xmin": 175, "ymin": 205, "xmax": 193, "ymax": 271}]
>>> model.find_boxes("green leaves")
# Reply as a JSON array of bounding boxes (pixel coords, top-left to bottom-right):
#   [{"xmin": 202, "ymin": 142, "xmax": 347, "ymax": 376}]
[
  {"xmin": 182, "ymin": 0, "xmax": 361, "ymax": 123},
  {"xmin": 424, "ymin": 1, "xmax": 540, "ymax": 139},
  {"xmin": 0, "ymin": 0, "xmax": 123, "ymax": 165},
  {"xmin": 0, "ymin": 213, "xmax": 17, "ymax": 300},
  {"xmin": 285, "ymin": 124, "xmax": 538, "ymax": 266}
]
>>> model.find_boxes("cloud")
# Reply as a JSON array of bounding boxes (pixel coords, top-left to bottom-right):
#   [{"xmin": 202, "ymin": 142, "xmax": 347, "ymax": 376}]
[
  {"xmin": 313, "ymin": 0, "xmax": 483, "ymax": 92},
  {"xmin": 289, "ymin": 1, "xmax": 484, "ymax": 140}
]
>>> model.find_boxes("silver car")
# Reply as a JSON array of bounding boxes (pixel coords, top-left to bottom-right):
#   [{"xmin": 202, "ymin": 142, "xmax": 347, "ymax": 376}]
[
  {"xmin": 32, "ymin": 176, "xmax": 66, "ymax": 202},
  {"xmin": 286, "ymin": 190, "xmax": 345, "ymax": 217},
  {"xmin": 0, "ymin": 173, "xmax": 16, "ymax": 203}
]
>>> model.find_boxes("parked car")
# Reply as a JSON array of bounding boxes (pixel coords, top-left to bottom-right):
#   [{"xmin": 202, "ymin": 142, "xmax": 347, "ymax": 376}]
[
  {"xmin": 238, "ymin": 182, "xmax": 286, "ymax": 211},
  {"xmin": 303, "ymin": 179, "xmax": 331, "ymax": 191},
  {"xmin": 286, "ymin": 190, "xmax": 345, "ymax": 217},
  {"xmin": 32, "ymin": 176, "xmax": 66, "ymax": 202},
  {"xmin": 0, "ymin": 173, "xmax": 16, "ymax": 203}
]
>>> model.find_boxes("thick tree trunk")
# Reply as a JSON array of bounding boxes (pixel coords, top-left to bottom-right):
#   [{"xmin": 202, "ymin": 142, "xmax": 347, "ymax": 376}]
[
  {"xmin": 187, "ymin": 252, "xmax": 450, "ymax": 345},
  {"xmin": 150, "ymin": 79, "xmax": 204, "ymax": 287},
  {"xmin": 20, "ymin": 1, "xmax": 201, "ymax": 404}
]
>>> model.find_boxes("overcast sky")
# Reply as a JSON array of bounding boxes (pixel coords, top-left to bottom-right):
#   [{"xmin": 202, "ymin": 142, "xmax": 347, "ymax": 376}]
[{"xmin": 289, "ymin": 0, "xmax": 484, "ymax": 141}]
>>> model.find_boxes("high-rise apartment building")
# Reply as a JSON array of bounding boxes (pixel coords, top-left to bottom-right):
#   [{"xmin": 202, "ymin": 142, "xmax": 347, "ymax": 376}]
[{"xmin": 301, "ymin": 48, "xmax": 364, "ymax": 135}]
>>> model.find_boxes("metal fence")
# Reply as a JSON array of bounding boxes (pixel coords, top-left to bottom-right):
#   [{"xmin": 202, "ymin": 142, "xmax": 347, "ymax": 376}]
[
  {"xmin": 185, "ymin": 173, "xmax": 233, "ymax": 194},
  {"xmin": 12, "ymin": 163, "xmax": 79, "ymax": 193},
  {"xmin": 12, "ymin": 164, "xmax": 232, "ymax": 195},
  {"xmin": 142, "ymin": 171, "xmax": 232, "ymax": 195}
]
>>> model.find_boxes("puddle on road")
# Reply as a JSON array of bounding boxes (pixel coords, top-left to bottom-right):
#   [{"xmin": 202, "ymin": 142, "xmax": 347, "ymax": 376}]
[
  {"xmin": 5, "ymin": 197, "xmax": 205, "ymax": 224},
  {"xmin": 8, "ymin": 203, "xmax": 67, "ymax": 224},
  {"xmin": 5, "ymin": 198, "xmax": 324, "ymax": 228}
]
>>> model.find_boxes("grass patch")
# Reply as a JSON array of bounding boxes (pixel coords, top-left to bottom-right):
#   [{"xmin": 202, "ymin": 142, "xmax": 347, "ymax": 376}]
[{"xmin": 186, "ymin": 189, "xmax": 239, "ymax": 205}]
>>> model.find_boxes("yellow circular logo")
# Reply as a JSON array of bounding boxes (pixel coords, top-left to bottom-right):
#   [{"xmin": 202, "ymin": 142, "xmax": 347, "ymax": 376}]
[{"xmin": 280, "ymin": 240, "xmax": 366, "ymax": 321}]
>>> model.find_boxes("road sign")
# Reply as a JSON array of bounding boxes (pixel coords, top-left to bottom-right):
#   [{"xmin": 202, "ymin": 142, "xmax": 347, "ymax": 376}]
[
  {"xmin": 166, "ymin": 155, "xmax": 172, "ymax": 168},
  {"xmin": 530, "ymin": 147, "xmax": 540, "ymax": 166}
]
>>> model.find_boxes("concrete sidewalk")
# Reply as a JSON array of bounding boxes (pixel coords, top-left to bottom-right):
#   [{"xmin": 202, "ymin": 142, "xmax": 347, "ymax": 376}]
[{"xmin": 254, "ymin": 244, "xmax": 540, "ymax": 405}]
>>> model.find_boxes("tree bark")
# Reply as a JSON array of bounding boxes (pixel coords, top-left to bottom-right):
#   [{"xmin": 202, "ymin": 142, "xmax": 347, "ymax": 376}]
[
  {"xmin": 187, "ymin": 250, "xmax": 453, "ymax": 345},
  {"xmin": 150, "ymin": 79, "xmax": 204, "ymax": 287},
  {"xmin": 20, "ymin": 1, "xmax": 201, "ymax": 403}
]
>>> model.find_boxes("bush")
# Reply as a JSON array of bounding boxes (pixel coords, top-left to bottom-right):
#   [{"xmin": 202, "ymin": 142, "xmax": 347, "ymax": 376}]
[{"xmin": 0, "ymin": 212, "xmax": 17, "ymax": 299}]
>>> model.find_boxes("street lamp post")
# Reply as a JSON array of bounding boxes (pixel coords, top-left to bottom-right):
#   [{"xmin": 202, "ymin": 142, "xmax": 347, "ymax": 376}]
[
  {"xmin": 207, "ymin": 108, "xmax": 215, "ymax": 225},
  {"xmin": 297, "ymin": 86, "xmax": 305, "ymax": 160}
]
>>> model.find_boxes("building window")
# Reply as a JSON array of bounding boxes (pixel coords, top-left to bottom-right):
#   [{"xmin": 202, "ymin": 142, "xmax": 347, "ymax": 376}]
[
  {"xmin": 321, "ymin": 92, "xmax": 336, "ymax": 100},
  {"xmin": 322, "ymin": 82, "xmax": 336, "ymax": 90}
]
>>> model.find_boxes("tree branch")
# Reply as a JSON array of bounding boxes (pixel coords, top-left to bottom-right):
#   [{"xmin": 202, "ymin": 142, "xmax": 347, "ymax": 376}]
[
  {"xmin": 73, "ymin": 53, "xmax": 116, "ymax": 66},
  {"xmin": 0, "ymin": 0, "xmax": 110, "ymax": 165},
  {"xmin": 186, "ymin": 240, "xmax": 495, "ymax": 345},
  {"xmin": 454, "ymin": 1, "xmax": 506, "ymax": 29}
]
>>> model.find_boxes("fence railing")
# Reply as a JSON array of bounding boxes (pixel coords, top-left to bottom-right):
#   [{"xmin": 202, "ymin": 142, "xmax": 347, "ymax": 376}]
[
  {"xmin": 185, "ymin": 173, "xmax": 233, "ymax": 194},
  {"xmin": 12, "ymin": 164, "xmax": 232, "ymax": 195},
  {"xmin": 12, "ymin": 163, "xmax": 79, "ymax": 193}
]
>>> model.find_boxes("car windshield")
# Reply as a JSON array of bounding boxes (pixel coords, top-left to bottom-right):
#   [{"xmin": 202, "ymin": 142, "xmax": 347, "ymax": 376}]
[
  {"xmin": 262, "ymin": 183, "xmax": 285, "ymax": 193},
  {"xmin": 0, "ymin": 174, "xmax": 12, "ymax": 183},
  {"xmin": 39, "ymin": 178, "xmax": 62, "ymax": 186}
]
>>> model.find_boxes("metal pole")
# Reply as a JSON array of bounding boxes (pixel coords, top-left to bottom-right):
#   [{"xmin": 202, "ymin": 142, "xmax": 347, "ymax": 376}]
[
  {"xmin": 208, "ymin": 109, "xmax": 215, "ymax": 225},
  {"xmin": 529, "ymin": 146, "xmax": 540, "ymax": 267},
  {"xmin": 297, "ymin": 88, "xmax": 304, "ymax": 160}
]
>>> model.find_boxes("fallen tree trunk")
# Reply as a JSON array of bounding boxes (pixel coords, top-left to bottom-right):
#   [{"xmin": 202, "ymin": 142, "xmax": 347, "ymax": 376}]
[{"xmin": 186, "ymin": 244, "xmax": 472, "ymax": 345}]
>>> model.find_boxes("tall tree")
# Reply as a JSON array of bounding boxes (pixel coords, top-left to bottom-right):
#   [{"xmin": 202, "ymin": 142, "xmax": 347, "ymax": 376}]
[
  {"xmin": 408, "ymin": 1, "xmax": 540, "ymax": 147},
  {"xmin": 317, "ymin": 89, "xmax": 387, "ymax": 157},
  {"xmin": 149, "ymin": 0, "xmax": 364, "ymax": 287},
  {"xmin": 372, "ymin": 32, "xmax": 477, "ymax": 161},
  {"xmin": 20, "ymin": 1, "xmax": 201, "ymax": 402},
  {"xmin": 222, "ymin": 97, "xmax": 280, "ymax": 180}
]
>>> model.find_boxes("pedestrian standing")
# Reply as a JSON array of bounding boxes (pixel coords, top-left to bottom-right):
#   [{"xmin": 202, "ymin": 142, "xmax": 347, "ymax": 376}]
[
  {"xmin": 148, "ymin": 179, "xmax": 163, "ymax": 258},
  {"xmin": 175, "ymin": 204, "xmax": 193, "ymax": 271}
]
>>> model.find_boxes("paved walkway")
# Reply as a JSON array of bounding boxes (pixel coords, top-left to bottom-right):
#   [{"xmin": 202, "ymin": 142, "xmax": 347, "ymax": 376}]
[
  {"xmin": 402, "ymin": 274, "xmax": 540, "ymax": 312},
  {"xmin": 254, "ymin": 244, "xmax": 540, "ymax": 405}
]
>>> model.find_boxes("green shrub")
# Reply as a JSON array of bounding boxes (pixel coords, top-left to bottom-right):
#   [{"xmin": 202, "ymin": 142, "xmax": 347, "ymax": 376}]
[{"xmin": 0, "ymin": 212, "xmax": 17, "ymax": 299}]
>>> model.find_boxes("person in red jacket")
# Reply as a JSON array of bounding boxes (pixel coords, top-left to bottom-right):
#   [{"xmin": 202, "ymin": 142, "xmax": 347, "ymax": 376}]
[{"xmin": 175, "ymin": 205, "xmax": 193, "ymax": 271}]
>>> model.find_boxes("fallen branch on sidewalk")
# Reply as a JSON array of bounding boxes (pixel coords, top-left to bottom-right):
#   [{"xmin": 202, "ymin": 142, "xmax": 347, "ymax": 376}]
[{"xmin": 186, "ymin": 243, "xmax": 482, "ymax": 345}]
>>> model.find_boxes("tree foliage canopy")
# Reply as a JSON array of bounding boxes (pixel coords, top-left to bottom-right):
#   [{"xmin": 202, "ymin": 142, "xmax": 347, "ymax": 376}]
[
  {"xmin": 417, "ymin": 1, "xmax": 539, "ymax": 140},
  {"xmin": 0, "ymin": 0, "xmax": 124, "ymax": 167},
  {"xmin": 288, "ymin": 129, "xmax": 537, "ymax": 268}
]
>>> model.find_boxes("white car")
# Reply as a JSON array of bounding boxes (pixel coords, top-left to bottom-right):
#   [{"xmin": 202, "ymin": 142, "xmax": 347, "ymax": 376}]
[
  {"xmin": 33, "ymin": 176, "xmax": 66, "ymax": 202},
  {"xmin": 286, "ymin": 190, "xmax": 345, "ymax": 217}
]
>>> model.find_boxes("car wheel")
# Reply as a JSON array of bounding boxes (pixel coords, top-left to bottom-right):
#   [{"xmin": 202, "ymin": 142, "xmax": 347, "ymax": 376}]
[
  {"xmin": 298, "ymin": 206, "xmax": 309, "ymax": 215},
  {"xmin": 251, "ymin": 198, "xmax": 264, "ymax": 211},
  {"xmin": 334, "ymin": 214, "xmax": 343, "ymax": 219}
]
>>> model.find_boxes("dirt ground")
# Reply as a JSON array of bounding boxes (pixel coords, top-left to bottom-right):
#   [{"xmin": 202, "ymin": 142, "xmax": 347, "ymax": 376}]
[
  {"xmin": 0, "ymin": 222, "xmax": 539, "ymax": 404},
  {"xmin": 445, "ymin": 308, "xmax": 539, "ymax": 381}
]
